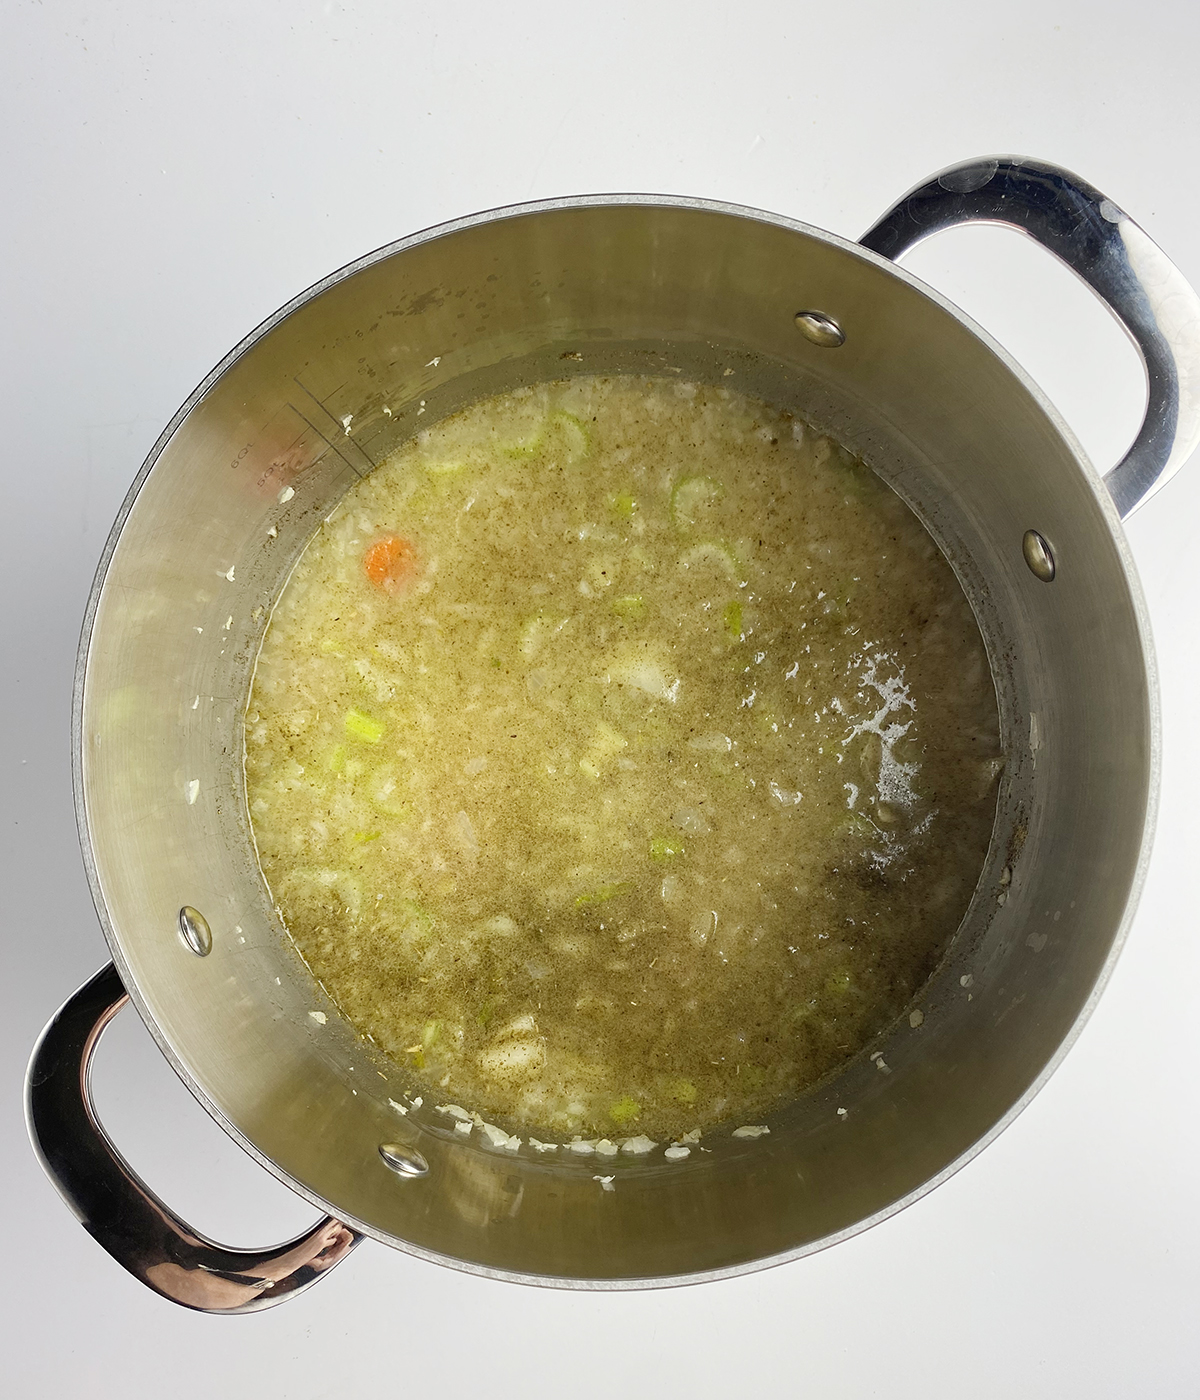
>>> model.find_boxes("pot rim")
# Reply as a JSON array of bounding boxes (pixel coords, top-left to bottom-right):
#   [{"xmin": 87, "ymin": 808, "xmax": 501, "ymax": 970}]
[{"xmin": 70, "ymin": 191, "xmax": 1161, "ymax": 1289}]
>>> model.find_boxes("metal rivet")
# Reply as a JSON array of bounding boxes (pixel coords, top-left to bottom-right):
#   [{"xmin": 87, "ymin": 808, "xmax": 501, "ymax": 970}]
[
  {"xmin": 178, "ymin": 906, "xmax": 212, "ymax": 956},
  {"xmin": 1022, "ymin": 529, "xmax": 1056, "ymax": 582},
  {"xmin": 379, "ymin": 1142, "xmax": 429, "ymax": 1178},
  {"xmin": 793, "ymin": 310, "xmax": 845, "ymax": 348}
]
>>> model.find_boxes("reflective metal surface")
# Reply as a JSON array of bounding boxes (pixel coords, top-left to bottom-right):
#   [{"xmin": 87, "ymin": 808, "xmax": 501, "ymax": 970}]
[
  {"xmin": 30, "ymin": 157, "xmax": 1192, "ymax": 1304},
  {"xmin": 177, "ymin": 906, "xmax": 212, "ymax": 957},
  {"xmin": 1022, "ymin": 529, "xmax": 1057, "ymax": 583},
  {"xmin": 793, "ymin": 309, "xmax": 846, "ymax": 346},
  {"xmin": 379, "ymin": 1143, "xmax": 431, "ymax": 1178},
  {"xmin": 861, "ymin": 156, "xmax": 1200, "ymax": 518},
  {"xmin": 26, "ymin": 964, "xmax": 361, "ymax": 1313}
]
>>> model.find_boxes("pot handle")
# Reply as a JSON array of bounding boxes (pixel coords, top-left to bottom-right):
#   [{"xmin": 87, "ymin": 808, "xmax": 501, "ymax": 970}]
[
  {"xmin": 860, "ymin": 156, "xmax": 1200, "ymax": 519},
  {"xmin": 25, "ymin": 963, "xmax": 364, "ymax": 1313}
]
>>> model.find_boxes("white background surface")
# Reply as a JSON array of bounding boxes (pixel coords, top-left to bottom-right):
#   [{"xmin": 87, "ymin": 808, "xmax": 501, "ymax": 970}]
[{"xmin": 3, "ymin": 1, "xmax": 1199, "ymax": 1393}]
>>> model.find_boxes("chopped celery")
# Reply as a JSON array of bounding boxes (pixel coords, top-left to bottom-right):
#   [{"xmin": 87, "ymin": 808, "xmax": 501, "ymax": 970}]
[
  {"xmin": 575, "ymin": 881, "xmax": 633, "ymax": 908},
  {"xmin": 679, "ymin": 541, "xmax": 744, "ymax": 586},
  {"xmin": 609, "ymin": 1095, "xmax": 641, "ymax": 1127},
  {"xmin": 649, "ymin": 835, "xmax": 685, "ymax": 861},
  {"xmin": 424, "ymin": 456, "xmax": 469, "ymax": 476},
  {"xmin": 344, "ymin": 708, "xmax": 385, "ymax": 744},
  {"xmin": 477, "ymin": 1000, "xmax": 495, "ymax": 1029},
  {"xmin": 422, "ymin": 1018, "xmax": 441, "ymax": 1049},
  {"xmin": 352, "ymin": 830, "xmax": 382, "ymax": 843},
  {"xmin": 724, "ymin": 599, "xmax": 743, "ymax": 641},
  {"xmin": 669, "ymin": 1078, "xmax": 697, "ymax": 1105},
  {"xmin": 502, "ymin": 410, "xmax": 590, "ymax": 463},
  {"xmin": 610, "ymin": 490, "xmax": 637, "ymax": 519},
  {"xmin": 612, "ymin": 594, "xmax": 645, "ymax": 620},
  {"xmin": 549, "ymin": 410, "xmax": 590, "ymax": 462},
  {"xmin": 501, "ymin": 428, "xmax": 543, "ymax": 459},
  {"xmin": 325, "ymin": 744, "xmax": 347, "ymax": 774},
  {"xmin": 671, "ymin": 475, "xmax": 723, "ymax": 531},
  {"xmin": 824, "ymin": 970, "xmax": 854, "ymax": 997},
  {"xmin": 490, "ymin": 656, "xmax": 502, "ymax": 669}
]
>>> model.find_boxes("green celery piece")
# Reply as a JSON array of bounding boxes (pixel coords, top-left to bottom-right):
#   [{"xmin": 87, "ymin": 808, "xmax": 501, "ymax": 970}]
[
  {"xmin": 610, "ymin": 490, "xmax": 637, "ymax": 519},
  {"xmin": 501, "ymin": 410, "xmax": 590, "ymax": 463},
  {"xmin": 344, "ymin": 708, "xmax": 385, "ymax": 744},
  {"xmin": 670, "ymin": 475, "xmax": 723, "ymax": 530},
  {"xmin": 612, "ymin": 594, "xmax": 645, "ymax": 620},
  {"xmin": 609, "ymin": 1095, "xmax": 641, "ymax": 1127},
  {"xmin": 550, "ymin": 410, "xmax": 590, "ymax": 462},
  {"xmin": 353, "ymin": 830, "xmax": 382, "ymax": 843},
  {"xmin": 679, "ymin": 541, "xmax": 745, "ymax": 586},
  {"xmin": 422, "ymin": 1019, "xmax": 441, "ymax": 1049},
  {"xmin": 649, "ymin": 835, "xmax": 684, "ymax": 861},
  {"xmin": 669, "ymin": 1078, "xmax": 697, "ymax": 1105},
  {"xmin": 424, "ymin": 456, "xmax": 469, "ymax": 476},
  {"xmin": 501, "ymin": 424, "xmax": 544, "ymax": 458},
  {"xmin": 574, "ymin": 881, "xmax": 633, "ymax": 908},
  {"xmin": 724, "ymin": 599, "xmax": 743, "ymax": 641}
]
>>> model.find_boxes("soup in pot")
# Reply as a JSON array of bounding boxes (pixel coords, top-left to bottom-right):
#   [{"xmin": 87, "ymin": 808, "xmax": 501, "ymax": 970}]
[{"xmin": 244, "ymin": 375, "xmax": 1003, "ymax": 1142}]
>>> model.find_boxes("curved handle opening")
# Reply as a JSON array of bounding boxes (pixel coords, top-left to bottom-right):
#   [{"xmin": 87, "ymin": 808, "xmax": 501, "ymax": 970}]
[
  {"xmin": 861, "ymin": 157, "xmax": 1200, "ymax": 520},
  {"xmin": 26, "ymin": 964, "xmax": 364, "ymax": 1314}
]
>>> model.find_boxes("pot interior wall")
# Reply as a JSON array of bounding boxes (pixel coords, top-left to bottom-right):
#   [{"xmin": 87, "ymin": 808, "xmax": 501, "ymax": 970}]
[{"xmin": 78, "ymin": 201, "xmax": 1152, "ymax": 1282}]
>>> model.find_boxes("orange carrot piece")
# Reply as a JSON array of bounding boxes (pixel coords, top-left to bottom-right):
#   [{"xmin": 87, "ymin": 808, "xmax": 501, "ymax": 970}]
[{"xmin": 364, "ymin": 535, "xmax": 417, "ymax": 593}]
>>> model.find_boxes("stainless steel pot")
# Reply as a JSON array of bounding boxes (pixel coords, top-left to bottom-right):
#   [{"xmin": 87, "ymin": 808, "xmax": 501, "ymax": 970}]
[{"xmin": 27, "ymin": 158, "xmax": 1200, "ymax": 1313}]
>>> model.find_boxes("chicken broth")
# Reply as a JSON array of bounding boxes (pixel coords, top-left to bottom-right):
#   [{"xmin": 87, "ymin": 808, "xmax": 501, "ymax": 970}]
[{"xmin": 245, "ymin": 376, "xmax": 1003, "ymax": 1141}]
